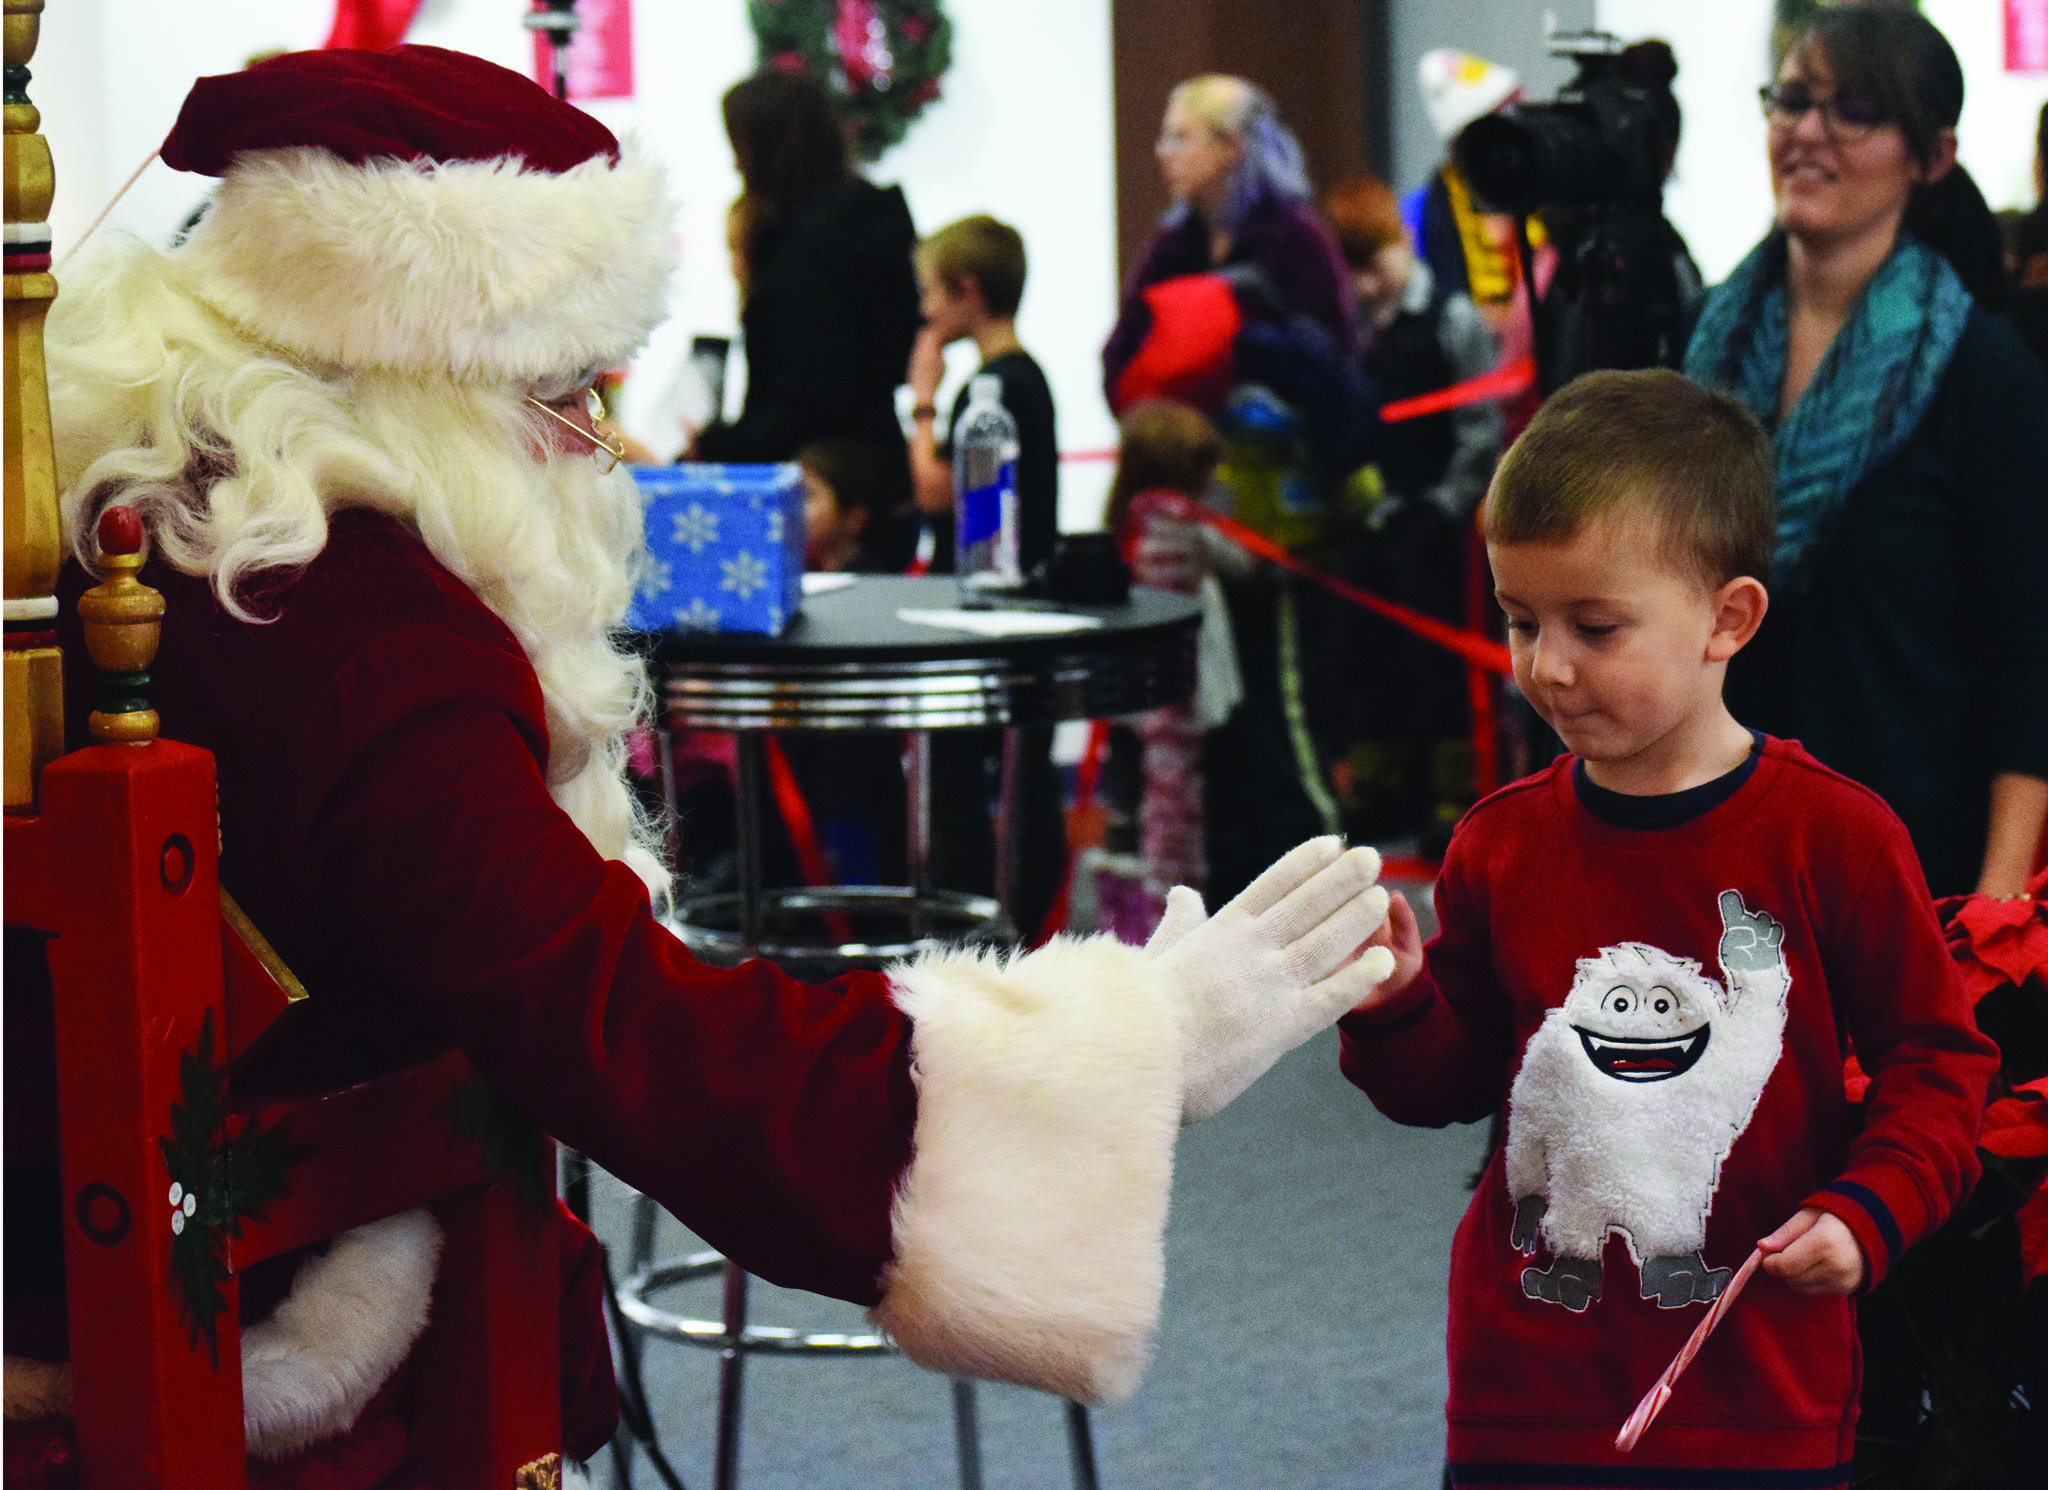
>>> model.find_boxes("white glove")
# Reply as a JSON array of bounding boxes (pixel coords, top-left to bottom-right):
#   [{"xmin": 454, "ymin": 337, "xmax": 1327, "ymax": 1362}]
[{"xmin": 1146, "ymin": 836, "xmax": 1395, "ymax": 1121}]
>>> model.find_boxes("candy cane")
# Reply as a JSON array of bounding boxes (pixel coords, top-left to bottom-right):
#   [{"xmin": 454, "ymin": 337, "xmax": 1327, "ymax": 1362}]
[{"xmin": 1616, "ymin": 1247, "xmax": 1765, "ymax": 1451}]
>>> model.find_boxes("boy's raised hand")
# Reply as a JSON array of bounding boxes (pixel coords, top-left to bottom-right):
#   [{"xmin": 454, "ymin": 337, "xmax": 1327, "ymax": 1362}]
[
  {"xmin": 907, "ymin": 323, "xmax": 946, "ymax": 406},
  {"xmin": 1350, "ymin": 889, "xmax": 1424, "ymax": 1015},
  {"xmin": 1146, "ymin": 837, "xmax": 1394, "ymax": 1121},
  {"xmin": 1758, "ymin": 1206, "xmax": 1865, "ymax": 1295}
]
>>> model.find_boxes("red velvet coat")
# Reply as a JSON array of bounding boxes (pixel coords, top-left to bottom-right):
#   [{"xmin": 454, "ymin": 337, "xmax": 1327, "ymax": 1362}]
[
  {"xmin": 31, "ymin": 508, "xmax": 1186, "ymax": 1478},
  {"xmin": 49, "ymin": 512, "xmax": 918, "ymax": 1459}
]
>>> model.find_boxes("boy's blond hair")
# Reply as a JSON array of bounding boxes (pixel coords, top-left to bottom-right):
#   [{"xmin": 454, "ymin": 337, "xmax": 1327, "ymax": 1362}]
[
  {"xmin": 917, "ymin": 215, "xmax": 1027, "ymax": 319},
  {"xmin": 1484, "ymin": 368, "xmax": 1776, "ymax": 588}
]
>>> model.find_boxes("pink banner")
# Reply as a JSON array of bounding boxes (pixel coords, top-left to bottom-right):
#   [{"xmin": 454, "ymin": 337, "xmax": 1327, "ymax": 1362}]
[
  {"xmin": 2010, "ymin": 0, "xmax": 2048, "ymax": 73},
  {"xmin": 531, "ymin": 0, "xmax": 635, "ymax": 101}
]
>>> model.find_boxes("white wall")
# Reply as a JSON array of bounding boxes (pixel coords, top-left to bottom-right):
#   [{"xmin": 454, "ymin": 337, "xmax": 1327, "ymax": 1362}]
[
  {"xmin": 1594, "ymin": 0, "xmax": 1775, "ymax": 285},
  {"xmin": 1923, "ymin": 0, "xmax": 2048, "ymax": 212},
  {"xmin": 1596, "ymin": 0, "xmax": 2048, "ymax": 285},
  {"xmin": 34, "ymin": 0, "xmax": 1120, "ymax": 532}
]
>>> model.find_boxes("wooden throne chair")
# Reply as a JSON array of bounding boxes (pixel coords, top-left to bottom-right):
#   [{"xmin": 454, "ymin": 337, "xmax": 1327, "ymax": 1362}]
[{"xmin": 4, "ymin": 6, "xmax": 564, "ymax": 1484}]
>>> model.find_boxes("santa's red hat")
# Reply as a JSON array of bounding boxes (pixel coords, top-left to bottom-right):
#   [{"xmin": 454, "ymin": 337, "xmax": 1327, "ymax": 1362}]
[{"xmin": 159, "ymin": 46, "xmax": 673, "ymax": 384}]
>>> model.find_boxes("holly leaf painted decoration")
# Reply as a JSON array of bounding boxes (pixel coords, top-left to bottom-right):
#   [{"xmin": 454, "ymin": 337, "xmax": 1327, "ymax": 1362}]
[
  {"xmin": 442, "ymin": 1076, "xmax": 553, "ymax": 1225},
  {"xmin": 748, "ymin": 0, "xmax": 952, "ymax": 161},
  {"xmin": 159, "ymin": 1010, "xmax": 307, "ymax": 1367}
]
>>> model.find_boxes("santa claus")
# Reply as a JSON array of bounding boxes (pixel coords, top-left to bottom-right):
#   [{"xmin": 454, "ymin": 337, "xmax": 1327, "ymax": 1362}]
[{"xmin": 13, "ymin": 45, "xmax": 1393, "ymax": 1474}]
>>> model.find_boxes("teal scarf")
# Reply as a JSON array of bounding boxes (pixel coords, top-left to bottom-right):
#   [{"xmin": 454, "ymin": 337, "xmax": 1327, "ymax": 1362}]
[{"xmin": 1683, "ymin": 232, "xmax": 1971, "ymax": 596}]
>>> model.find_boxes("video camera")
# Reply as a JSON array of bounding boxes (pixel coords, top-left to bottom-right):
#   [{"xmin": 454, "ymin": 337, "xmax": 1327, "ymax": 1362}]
[
  {"xmin": 1452, "ymin": 31, "xmax": 1698, "ymax": 389},
  {"xmin": 1457, "ymin": 32, "xmax": 1670, "ymax": 216}
]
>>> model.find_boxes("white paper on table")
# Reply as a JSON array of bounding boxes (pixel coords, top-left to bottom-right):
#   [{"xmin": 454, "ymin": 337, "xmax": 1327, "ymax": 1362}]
[
  {"xmin": 896, "ymin": 607, "xmax": 1105, "ymax": 637},
  {"xmin": 802, "ymin": 572, "xmax": 858, "ymax": 595}
]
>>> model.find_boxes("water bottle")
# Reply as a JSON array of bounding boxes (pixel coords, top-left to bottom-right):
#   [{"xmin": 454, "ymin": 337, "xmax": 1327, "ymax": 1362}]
[{"xmin": 952, "ymin": 373, "xmax": 1022, "ymax": 599}]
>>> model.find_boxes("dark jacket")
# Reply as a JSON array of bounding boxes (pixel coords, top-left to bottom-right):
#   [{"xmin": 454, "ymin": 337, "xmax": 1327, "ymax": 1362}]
[
  {"xmin": 1722, "ymin": 309, "xmax": 2048, "ymax": 895},
  {"xmin": 695, "ymin": 178, "xmax": 920, "ymax": 496},
  {"xmin": 1102, "ymin": 191, "xmax": 1355, "ymax": 401}
]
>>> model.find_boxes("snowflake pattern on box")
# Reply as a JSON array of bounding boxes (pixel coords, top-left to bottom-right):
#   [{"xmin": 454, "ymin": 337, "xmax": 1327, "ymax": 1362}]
[
  {"xmin": 672, "ymin": 504, "xmax": 719, "ymax": 554},
  {"xmin": 628, "ymin": 464, "xmax": 807, "ymax": 636},
  {"xmin": 722, "ymin": 551, "xmax": 768, "ymax": 601}
]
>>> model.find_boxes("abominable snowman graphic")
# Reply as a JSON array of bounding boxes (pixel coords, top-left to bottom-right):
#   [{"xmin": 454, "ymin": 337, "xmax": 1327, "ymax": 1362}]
[{"xmin": 1505, "ymin": 890, "xmax": 1790, "ymax": 1312}]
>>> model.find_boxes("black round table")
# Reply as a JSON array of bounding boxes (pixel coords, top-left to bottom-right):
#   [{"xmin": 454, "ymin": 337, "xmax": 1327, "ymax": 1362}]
[
  {"xmin": 654, "ymin": 573, "xmax": 1202, "ymax": 732},
  {"xmin": 653, "ymin": 574, "xmax": 1201, "ymax": 966}
]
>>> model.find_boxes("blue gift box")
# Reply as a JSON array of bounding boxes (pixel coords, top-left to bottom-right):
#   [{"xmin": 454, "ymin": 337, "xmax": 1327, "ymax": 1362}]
[{"xmin": 628, "ymin": 463, "xmax": 807, "ymax": 636}]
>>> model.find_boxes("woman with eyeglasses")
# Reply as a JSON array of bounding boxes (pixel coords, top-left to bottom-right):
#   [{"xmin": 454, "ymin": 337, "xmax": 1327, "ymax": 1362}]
[
  {"xmin": 1684, "ymin": 5, "xmax": 2048, "ymax": 903},
  {"xmin": 1103, "ymin": 75, "xmax": 1355, "ymax": 393}
]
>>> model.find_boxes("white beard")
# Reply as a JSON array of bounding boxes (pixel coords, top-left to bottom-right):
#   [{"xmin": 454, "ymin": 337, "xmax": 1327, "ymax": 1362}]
[
  {"xmin": 375, "ymin": 405, "xmax": 669, "ymax": 906},
  {"xmin": 48, "ymin": 244, "xmax": 668, "ymax": 902}
]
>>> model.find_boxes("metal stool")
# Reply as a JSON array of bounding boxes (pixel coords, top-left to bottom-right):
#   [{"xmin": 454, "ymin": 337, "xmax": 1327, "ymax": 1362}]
[{"xmin": 617, "ymin": 730, "xmax": 1099, "ymax": 1490}]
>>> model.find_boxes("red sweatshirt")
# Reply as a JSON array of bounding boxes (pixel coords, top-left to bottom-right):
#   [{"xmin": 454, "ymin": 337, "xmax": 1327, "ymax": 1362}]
[{"xmin": 1340, "ymin": 740, "xmax": 1996, "ymax": 1486}]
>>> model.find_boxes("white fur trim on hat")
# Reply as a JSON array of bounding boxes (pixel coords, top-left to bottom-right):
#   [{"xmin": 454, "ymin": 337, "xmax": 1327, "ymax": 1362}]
[
  {"xmin": 1418, "ymin": 48, "xmax": 1521, "ymax": 141},
  {"xmin": 171, "ymin": 145, "xmax": 675, "ymax": 384},
  {"xmin": 242, "ymin": 1208, "xmax": 444, "ymax": 1457},
  {"xmin": 872, "ymin": 935, "xmax": 1182, "ymax": 1405}
]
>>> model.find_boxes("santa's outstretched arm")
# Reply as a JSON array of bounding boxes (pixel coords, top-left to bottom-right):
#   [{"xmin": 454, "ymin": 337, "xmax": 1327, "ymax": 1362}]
[{"xmin": 312, "ymin": 705, "xmax": 1392, "ymax": 1404}]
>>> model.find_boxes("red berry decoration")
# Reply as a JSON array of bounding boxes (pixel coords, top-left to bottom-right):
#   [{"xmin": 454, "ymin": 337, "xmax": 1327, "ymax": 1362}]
[{"xmin": 97, "ymin": 505, "xmax": 145, "ymax": 557}]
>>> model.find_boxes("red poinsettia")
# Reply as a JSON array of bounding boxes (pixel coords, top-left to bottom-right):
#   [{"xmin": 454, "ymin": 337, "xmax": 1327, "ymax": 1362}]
[
  {"xmin": 1981, "ymin": 1076, "xmax": 2048, "ymax": 1161},
  {"xmin": 1985, "ymin": 1077, "xmax": 2048, "ymax": 1282},
  {"xmin": 1843, "ymin": 868, "xmax": 2048, "ymax": 1282},
  {"xmin": 1934, "ymin": 863, "xmax": 2048, "ymax": 1000},
  {"xmin": 1948, "ymin": 866, "xmax": 2048, "ymax": 1283}
]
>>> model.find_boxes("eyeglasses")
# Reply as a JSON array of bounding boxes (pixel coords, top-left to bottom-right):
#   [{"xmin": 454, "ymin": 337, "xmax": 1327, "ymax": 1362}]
[
  {"xmin": 525, "ymin": 386, "xmax": 627, "ymax": 474},
  {"xmin": 1759, "ymin": 81, "xmax": 1885, "ymax": 142}
]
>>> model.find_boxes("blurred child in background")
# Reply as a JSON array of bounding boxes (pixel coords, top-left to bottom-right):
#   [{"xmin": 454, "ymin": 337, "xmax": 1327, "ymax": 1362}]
[
  {"xmin": 906, "ymin": 214, "xmax": 1064, "ymax": 938},
  {"xmin": 1323, "ymin": 173, "xmax": 1501, "ymax": 850},
  {"xmin": 1096, "ymin": 400, "xmax": 1242, "ymax": 941},
  {"xmin": 799, "ymin": 439, "xmax": 917, "ymax": 574},
  {"xmin": 906, "ymin": 214, "xmax": 1060, "ymax": 577}
]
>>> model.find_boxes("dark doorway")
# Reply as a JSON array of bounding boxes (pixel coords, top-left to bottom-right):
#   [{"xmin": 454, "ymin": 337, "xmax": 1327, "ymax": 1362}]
[{"xmin": 1110, "ymin": 0, "xmax": 1386, "ymax": 285}]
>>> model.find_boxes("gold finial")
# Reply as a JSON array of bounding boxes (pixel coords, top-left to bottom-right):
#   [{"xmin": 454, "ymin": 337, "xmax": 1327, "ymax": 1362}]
[
  {"xmin": 76, "ymin": 507, "xmax": 164, "ymax": 744},
  {"xmin": 5, "ymin": 0, "xmax": 62, "ymax": 805}
]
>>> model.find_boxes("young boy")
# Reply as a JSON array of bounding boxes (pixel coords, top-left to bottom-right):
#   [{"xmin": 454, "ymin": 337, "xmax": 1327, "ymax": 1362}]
[
  {"xmin": 906, "ymin": 214, "xmax": 1059, "ymax": 576},
  {"xmin": 906, "ymin": 214, "xmax": 1066, "ymax": 937},
  {"xmin": 1340, "ymin": 370, "xmax": 1996, "ymax": 1481}
]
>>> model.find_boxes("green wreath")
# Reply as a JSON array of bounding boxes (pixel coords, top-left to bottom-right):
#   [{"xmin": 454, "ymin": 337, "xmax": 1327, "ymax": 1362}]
[{"xmin": 748, "ymin": 0, "xmax": 953, "ymax": 162}]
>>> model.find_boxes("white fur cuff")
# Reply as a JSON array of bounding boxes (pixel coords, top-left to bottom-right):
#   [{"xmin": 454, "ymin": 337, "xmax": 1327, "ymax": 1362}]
[
  {"xmin": 3, "ymin": 1210, "xmax": 441, "ymax": 1454},
  {"xmin": 242, "ymin": 1208, "xmax": 443, "ymax": 1457},
  {"xmin": 872, "ymin": 936, "xmax": 1183, "ymax": 1404}
]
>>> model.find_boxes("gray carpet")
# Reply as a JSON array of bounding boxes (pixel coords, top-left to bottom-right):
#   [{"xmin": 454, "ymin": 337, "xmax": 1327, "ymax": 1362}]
[{"xmin": 587, "ymin": 886, "xmax": 1488, "ymax": 1490}]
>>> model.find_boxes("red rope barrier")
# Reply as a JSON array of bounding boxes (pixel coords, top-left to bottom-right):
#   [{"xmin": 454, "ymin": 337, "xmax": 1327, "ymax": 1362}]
[
  {"xmin": 1155, "ymin": 494, "xmax": 1511, "ymax": 676},
  {"xmin": 1058, "ymin": 354, "xmax": 1539, "ymax": 465},
  {"xmin": 1379, "ymin": 355, "xmax": 1536, "ymax": 423},
  {"xmin": 1463, "ymin": 519, "xmax": 1501, "ymax": 796},
  {"xmin": 760, "ymin": 736, "xmax": 852, "ymax": 941}
]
